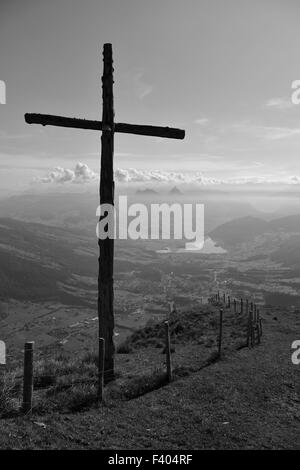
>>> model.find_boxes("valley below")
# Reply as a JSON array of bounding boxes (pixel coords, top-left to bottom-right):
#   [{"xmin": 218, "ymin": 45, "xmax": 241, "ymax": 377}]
[{"xmin": 1, "ymin": 192, "xmax": 300, "ymax": 362}]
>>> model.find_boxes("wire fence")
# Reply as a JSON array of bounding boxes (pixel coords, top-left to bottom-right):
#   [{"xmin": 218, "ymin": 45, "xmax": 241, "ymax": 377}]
[{"xmin": 1, "ymin": 291, "xmax": 263, "ymax": 416}]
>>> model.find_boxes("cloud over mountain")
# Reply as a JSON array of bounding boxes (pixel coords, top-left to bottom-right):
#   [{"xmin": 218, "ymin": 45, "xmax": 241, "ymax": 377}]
[
  {"xmin": 36, "ymin": 163, "xmax": 300, "ymax": 187},
  {"xmin": 38, "ymin": 163, "xmax": 98, "ymax": 184},
  {"xmin": 114, "ymin": 168, "xmax": 218, "ymax": 184}
]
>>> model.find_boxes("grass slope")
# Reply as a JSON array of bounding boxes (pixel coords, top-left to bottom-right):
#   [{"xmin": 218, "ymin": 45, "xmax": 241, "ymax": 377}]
[{"xmin": 0, "ymin": 304, "xmax": 299, "ymax": 449}]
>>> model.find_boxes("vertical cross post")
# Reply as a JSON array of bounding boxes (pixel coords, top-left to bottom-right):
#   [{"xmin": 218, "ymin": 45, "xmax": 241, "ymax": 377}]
[
  {"xmin": 98, "ymin": 43, "xmax": 115, "ymax": 381},
  {"xmin": 247, "ymin": 310, "xmax": 252, "ymax": 348}
]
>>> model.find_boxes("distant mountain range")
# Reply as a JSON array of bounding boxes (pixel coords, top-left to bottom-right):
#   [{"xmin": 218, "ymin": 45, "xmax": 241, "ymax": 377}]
[
  {"xmin": 0, "ymin": 190, "xmax": 266, "ymax": 233},
  {"xmin": 0, "ymin": 192, "xmax": 99, "ymax": 230},
  {"xmin": 169, "ymin": 186, "xmax": 183, "ymax": 195},
  {"xmin": 210, "ymin": 213, "xmax": 300, "ymax": 268},
  {"xmin": 135, "ymin": 186, "xmax": 183, "ymax": 195},
  {"xmin": 210, "ymin": 216, "xmax": 270, "ymax": 246},
  {"xmin": 0, "ymin": 217, "xmax": 97, "ymax": 304},
  {"xmin": 135, "ymin": 188, "xmax": 158, "ymax": 195},
  {"xmin": 268, "ymin": 213, "xmax": 300, "ymax": 232},
  {"xmin": 210, "ymin": 214, "xmax": 300, "ymax": 247},
  {"xmin": 270, "ymin": 235, "xmax": 300, "ymax": 268}
]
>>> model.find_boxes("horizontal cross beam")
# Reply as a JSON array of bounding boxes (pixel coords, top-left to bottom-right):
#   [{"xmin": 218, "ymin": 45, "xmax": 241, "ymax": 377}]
[{"xmin": 24, "ymin": 113, "xmax": 185, "ymax": 140}]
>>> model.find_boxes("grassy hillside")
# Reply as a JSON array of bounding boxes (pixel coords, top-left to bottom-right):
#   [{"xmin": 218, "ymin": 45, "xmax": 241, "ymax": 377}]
[{"xmin": 0, "ymin": 302, "xmax": 299, "ymax": 449}]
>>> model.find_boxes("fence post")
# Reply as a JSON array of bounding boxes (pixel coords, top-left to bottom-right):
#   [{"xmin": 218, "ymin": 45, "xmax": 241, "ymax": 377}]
[
  {"xmin": 240, "ymin": 298, "xmax": 243, "ymax": 314},
  {"xmin": 259, "ymin": 317, "xmax": 263, "ymax": 337},
  {"xmin": 223, "ymin": 292, "xmax": 226, "ymax": 304},
  {"xmin": 227, "ymin": 295, "xmax": 231, "ymax": 309},
  {"xmin": 256, "ymin": 320, "xmax": 261, "ymax": 345},
  {"xmin": 169, "ymin": 301, "xmax": 176, "ymax": 315},
  {"xmin": 218, "ymin": 309, "xmax": 223, "ymax": 358},
  {"xmin": 165, "ymin": 321, "xmax": 172, "ymax": 382},
  {"xmin": 234, "ymin": 298, "xmax": 237, "ymax": 313},
  {"xmin": 247, "ymin": 310, "xmax": 252, "ymax": 348},
  {"xmin": 98, "ymin": 337, "xmax": 105, "ymax": 402},
  {"xmin": 217, "ymin": 290, "xmax": 220, "ymax": 302},
  {"xmin": 246, "ymin": 299, "xmax": 249, "ymax": 315},
  {"xmin": 256, "ymin": 309, "xmax": 261, "ymax": 343},
  {"xmin": 254, "ymin": 304, "xmax": 257, "ymax": 322},
  {"xmin": 22, "ymin": 341, "xmax": 34, "ymax": 414},
  {"xmin": 251, "ymin": 310, "xmax": 255, "ymax": 347}
]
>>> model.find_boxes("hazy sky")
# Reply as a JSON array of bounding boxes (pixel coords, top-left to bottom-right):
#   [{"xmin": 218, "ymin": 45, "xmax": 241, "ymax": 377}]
[{"xmin": 1, "ymin": 0, "xmax": 300, "ymax": 193}]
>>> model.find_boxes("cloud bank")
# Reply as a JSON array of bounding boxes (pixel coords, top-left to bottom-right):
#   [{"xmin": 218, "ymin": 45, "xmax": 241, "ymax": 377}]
[
  {"xmin": 114, "ymin": 168, "xmax": 218, "ymax": 184},
  {"xmin": 36, "ymin": 163, "xmax": 300, "ymax": 187},
  {"xmin": 38, "ymin": 162, "xmax": 98, "ymax": 184}
]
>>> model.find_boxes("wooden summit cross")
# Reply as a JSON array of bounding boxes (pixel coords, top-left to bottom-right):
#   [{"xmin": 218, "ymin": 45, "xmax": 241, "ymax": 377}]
[{"xmin": 25, "ymin": 43, "xmax": 185, "ymax": 381}]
